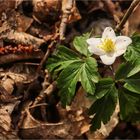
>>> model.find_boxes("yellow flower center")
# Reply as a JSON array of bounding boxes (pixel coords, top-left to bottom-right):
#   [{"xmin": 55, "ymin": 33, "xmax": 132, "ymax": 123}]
[{"xmin": 98, "ymin": 39, "xmax": 115, "ymax": 53}]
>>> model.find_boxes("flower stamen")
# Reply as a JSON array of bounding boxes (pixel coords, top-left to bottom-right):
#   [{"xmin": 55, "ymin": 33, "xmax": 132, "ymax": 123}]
[{"xmin": 99, "ymin": 39, "xmax": 115, "ymax": 53}]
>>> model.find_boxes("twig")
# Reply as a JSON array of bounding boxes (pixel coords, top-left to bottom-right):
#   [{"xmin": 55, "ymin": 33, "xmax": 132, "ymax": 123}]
[
  {"xmin": 59, "ymin": 0, "xmax": 74, "ymax": 40},
  {"xmin": 32, "ymin": 81, "xmax": 57, "ymax": 106},
  {"xmin": 0, "ymin": 51, "xmax": 43, "ymax": 65},
  {"xmin": 37, "ymin": 49, "xmax": 50, "ymax": 72},
  {"xmin": 28, "ymin": 103, "xmax": 48, "ymax": 109},
  {"xmin": 37, "ymin": 41, "xmax": 55, "ymax": 72},
  {"xmin": 115, "ymin": 0, "xmax": 140, "ymax": 32}
]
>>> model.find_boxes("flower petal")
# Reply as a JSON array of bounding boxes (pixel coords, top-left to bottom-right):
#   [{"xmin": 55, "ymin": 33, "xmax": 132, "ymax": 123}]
[
  {"xmin": 115, "ymin": 48, "xmax": 127, "ymax": 57},
  {"xmin": 106, "ymin": 51, "xmax": 115, "ymax": 57},
  {"xmin": 87, "ymin": 38, "xmax": 105, "ymax": 55},
  {"xmin": 100, "ymin": 54, "xmax": 116, "ymax": 65},
  {"xmin": 115, "ymin": 36, "xmax": 132, "ymax": 57},
  {"xmin": 86, "ymin": 38, "xmax": 101, "ymax": 46},
  {"xmin": 102, "ymin": 27, "xmax": 116, "ymax": 40}
]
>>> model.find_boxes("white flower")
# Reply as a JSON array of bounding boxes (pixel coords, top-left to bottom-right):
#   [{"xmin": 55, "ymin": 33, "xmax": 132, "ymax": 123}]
[{"xmin": 86, "ymin": 27, "xmax": 132, "ymax": 65}]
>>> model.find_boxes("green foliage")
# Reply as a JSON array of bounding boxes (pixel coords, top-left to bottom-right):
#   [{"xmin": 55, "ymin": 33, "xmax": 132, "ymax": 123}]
[
  {"xmin": 119, "ymin": 87, "xmax": 140, "ymax": 121},
  {"xmin": 116, "ymin": 34, "xmax": 140, "ymax": 121},
  {"xmin": 73, "ymin": 33, "xmax": 91, "ymax": 56},
  {"xmin": 46, "ymin": 45, "xmax": 99, "ymax": 106},
  {"xmin": 115, "ymin": 60, "xmax": 140, "ymax": 80},
  {"xmin": 124, "ymin": 34, "xmax": 140, "ymax": 61},
  {"xmin": 93, "ymin": 78, "xmax": 114, "ymax": 99},
  {"xmin": 46, "ymin": 33, "xmax": 140, "ymax": 132},
  {"xmin": 124, "ymin": 73, "xmax": 140, "ymax": 94},
  {"xmin": 89, "ymin": 82, "xmax": 118, "ymax": 131},
  {"xmin": 116, "ymin": 38, "xmax": 140, "ymax": 93},
  {"xmin": 57, "ymin": 58, "xmax": 99, "ymax": 105},
  {"xmin": 46, "ymin": 45, "xmax": 80, "ymax": 73}
]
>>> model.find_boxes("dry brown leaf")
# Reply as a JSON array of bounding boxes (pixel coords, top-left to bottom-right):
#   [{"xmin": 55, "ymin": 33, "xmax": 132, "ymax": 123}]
[
  {"xmin": 32, "ymin": 0, "xmax": 61, "ymax": 23},
  {"xmin": 0, "ymin": 85, "xmax": 19, "ymax": 103},
  {"xmin": 0, "ymin": 72, "xmax": 27, "ymax": 83},
  {"xmin": 1, "ymin": 78, "xmax": 14, "ymax": 94},
  {"xmin": 67, "ymin": 1, "xmax": 81, "ymax": 23},
  {"xmin": 0, "ymin": 101, "xmax": 20, "ymax": 131},
  {"xmin": 15, "ymin": 12, "xmax": 33, "ymax": 32},
  {"xmin": 80, "ymin": 123, "xmax": 91, "ymax": 134}
]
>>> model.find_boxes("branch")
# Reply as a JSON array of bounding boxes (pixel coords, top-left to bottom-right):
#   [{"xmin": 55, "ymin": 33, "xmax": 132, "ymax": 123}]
[
  {"xmin": 37, "ymin": 39, "xmax": 57, "ymax": 72},
  {"xmin": 32, "ymin": 81, "xmax": 57, "ymax": 106},
  {"xmin": 59, "ymin": 0, "xmax": 74, "ymax": 40},
  {"xmin": 0, "ymin": 51, "xmax": 43, "ymax": 65},
  {"xmin": 115, "ymin": 0, "xmax": 140, "ymax": 32}
]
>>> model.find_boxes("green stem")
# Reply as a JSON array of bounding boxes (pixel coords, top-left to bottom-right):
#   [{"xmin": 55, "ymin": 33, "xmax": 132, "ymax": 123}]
[{"xmin": 109, "ymin": 65, "xmax": 115, "ymax": 76}]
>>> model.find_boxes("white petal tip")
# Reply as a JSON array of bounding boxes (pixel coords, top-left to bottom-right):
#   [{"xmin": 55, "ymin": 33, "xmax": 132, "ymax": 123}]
[
  {"xmin": 104, "ymin": 27, "xmax": 113, "ymax": 31},
  {"xmin": 86, "ymin": 38, "xmax": 93, "ymax": 45},
  {"xmin": 102, "ymin": 27, "xmax": 116, "ymax": 40},
  {"xmin": 100, "ymin": 55, "xmax": 116, "ymax": 65},
  {"xmin": 119, "ymin": 36, "xmax": 132, "ymax": 45}
]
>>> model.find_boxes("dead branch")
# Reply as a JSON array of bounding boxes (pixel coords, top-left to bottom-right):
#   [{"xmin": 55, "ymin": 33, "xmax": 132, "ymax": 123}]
[
  {"xmin": 0, "ymin": 51, "xmax": 43, "ymax": 65},
  {"xmin": 32, "ymin": 81, "xmax": 57, "ymax": 106},
  {"xmin": 37, "ymin": 39, "xmax": 57, "ymax": 72},
  {"xmin": 37, "ymin": 48, "xmax": 50, "ymax": 72},
  {"xmin": 59, "ymin": 0, "xmax": 74, "ymax": 40},
  {"xmin": 115, "ymin": 0, "xmax": 140, "ymax": 32}
]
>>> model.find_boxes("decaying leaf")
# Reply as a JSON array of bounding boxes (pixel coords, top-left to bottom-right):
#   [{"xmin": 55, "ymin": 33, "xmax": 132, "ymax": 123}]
[
  {"xmin": 0, "ymin": 101, "xmax": 20, "ymax": 139},
  {"xmin": 0, "ymin": 101, "xmax": 20, "ymax": 138},
  {"xmin": 0, "ymin": 1, "xmax": 139, "ymax": 139},
  {"xmin": 0, "ymin": 85, "xmax": 19, "ymax": 103},
  {"xmin": 32, "ymin": 0, "xmax": 61, "ymax": 23}
]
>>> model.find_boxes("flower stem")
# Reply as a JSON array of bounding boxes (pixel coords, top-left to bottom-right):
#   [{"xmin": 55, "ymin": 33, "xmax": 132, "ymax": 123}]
[
  {"xmin": 115, "ymin": 0, "xmax": 140, "ymax": 32},
  {"xmin": 109, "ymin": 65, "xmax": 115, "ymax": 76}
]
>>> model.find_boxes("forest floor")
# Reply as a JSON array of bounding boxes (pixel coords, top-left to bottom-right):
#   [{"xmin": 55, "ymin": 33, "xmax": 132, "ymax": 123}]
[{"xmin": 0, "ymin": 0, "xmax": 140, "ymax": 139}]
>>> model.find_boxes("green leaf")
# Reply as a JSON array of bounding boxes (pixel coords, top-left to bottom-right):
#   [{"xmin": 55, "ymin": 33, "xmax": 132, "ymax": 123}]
[
  {"xmin": 93, "ymin": 78, "xmax": 114, "ymax": 99},
  {"xmin": 124, "ymin": 73, "xmax": 140, "ymax": 94},
  {"xmin": 57, "ymin": 57, "xmax": 99, "ymax": 106},
  {"xmin": 46, "ymin": 44, "xmax": 99, "ymax": 106},
  {"xmin": 57, "ymin": 61, "xmax": 83, "ymax": 88},
  {"xmin": 115, "ymin": 60, "xmax": 140, "ymax": 80},
  {"xmin": 89, "ymin": 84, "xmax": 118, "ymax": 131},
  {"xmin": 46, "ymin": 45, "xmax": 80, "ymax": 73},
  {"xmin": 119, "ymin": 87, "xmax": 140, "ymax": 120},
  {"xmin": 80, "ymin": 65, "xmax": 96, "ymax": 94},
  {"xmin": 57, "ymin": 45, "xmax": 80, "ymax": 59},
  {"xmin": 73, "ymin": 33, "xmax": 91, "ymax": 56},
  {"xmin": 131, "ymin": 33, "xmax": 140, "ymax": 43},
  {"xmin": 124, "ymin": 34, "xmax": 140, "ymax": 61},
  {"xmin": 57, "ymin": 61, "xmax": 83, "ymax": 106},
  {"xmin": 84, "ymin": 57, "xmax": 99, "ymax": 83}
]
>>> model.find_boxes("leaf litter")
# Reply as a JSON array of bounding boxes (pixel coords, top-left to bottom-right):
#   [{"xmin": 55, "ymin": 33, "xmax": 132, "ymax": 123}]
[{"xmin": 0, "ymin": 0, "xmax": 140, "ymax": 139}]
